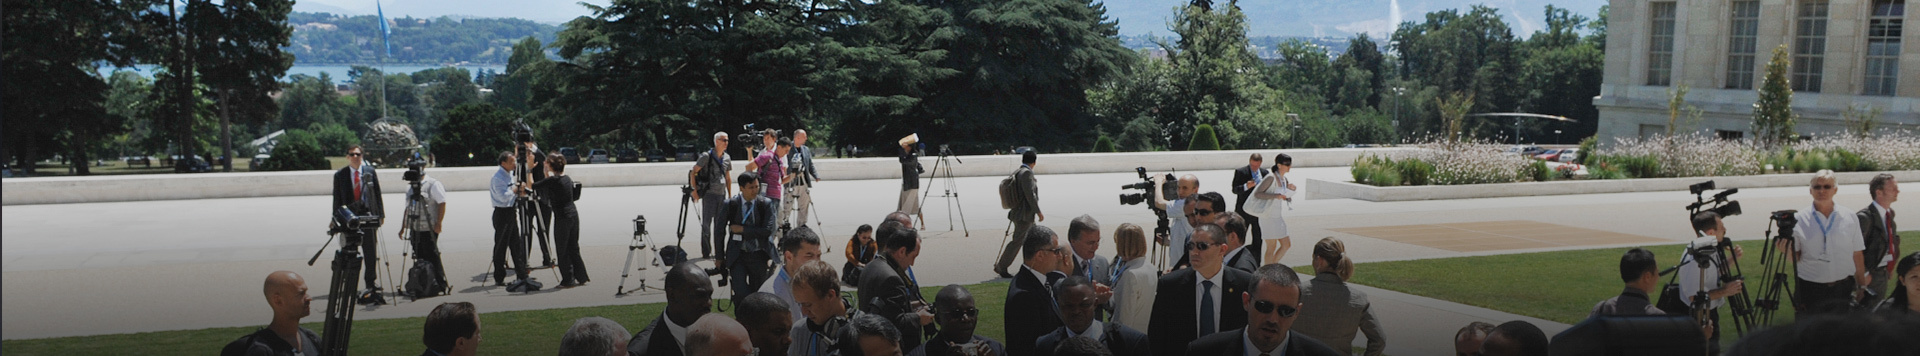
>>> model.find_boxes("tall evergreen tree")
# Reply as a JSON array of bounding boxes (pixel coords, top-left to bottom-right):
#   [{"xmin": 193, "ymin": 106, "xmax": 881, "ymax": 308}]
[
  {"xmin": 1752, "ymin": 45, "xmax": 1796, "ymax": 148},
  {"xmin": 2, "ymin": 0, "xmax": 142, "ymax": 175}
]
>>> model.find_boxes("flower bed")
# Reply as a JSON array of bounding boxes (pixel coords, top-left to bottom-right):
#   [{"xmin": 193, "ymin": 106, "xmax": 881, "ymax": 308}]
[
  {"xmin": 1587, "ymin": 133, "xmax": 1920, "ymax": 179},
  {"xmin": 1350, "ymin": 141, "xmax": 1548, "ymax": 187}
]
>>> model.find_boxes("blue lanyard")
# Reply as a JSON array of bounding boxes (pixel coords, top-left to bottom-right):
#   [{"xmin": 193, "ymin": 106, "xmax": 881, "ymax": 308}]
[
  {"xmin": 809, "ymin": 333, "xmax": 818, "ymax": 356},
  {"xmin": 1810, "ymin": 207, "xmax": 1836, "ymax": 256}
]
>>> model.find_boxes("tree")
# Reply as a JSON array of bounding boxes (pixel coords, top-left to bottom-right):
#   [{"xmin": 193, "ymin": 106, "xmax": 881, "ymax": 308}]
[
  {"xmin": 2, "ymin": 0, "xmax": 142, "ymax": 175},
  {"xmin": 1188, "ymin": 124, "xmax": 1221, "ymax": 150},
  {"xmin": 488, "ymin": 36, "xmax": 544, "ymax": 112},
  {"xmin": 1093, "ymin": 136, "xmax": 1117, "ymax": 152},
  {"xmin": 260, "ymin": 129, "xmax": 330, "ymax": 171},
  {"xmin": 308, "ymin": 122, "xmax": 361, "ymax": 154},
  {"xmin": 1330, "ymin": 33, "xmax": 1386, "ymax": 111},
  {"xmin": 106, "ymin": 71, "xmax": 160, "ymax": 157},
  {"xmin": 1163, "ymin": 2, "xmax": 1266, "ymax": 150},
  {"xmin": 279, "ymin": 73, "xmax": 349, "ymax": 130},
  {"xmin": 1752, "ymin": 45, "xmax": 1796, "ymax": 148},
  {"xmin": 434, "ymin": 103, "xmax": 518, "ymax": 167},
  {"xmin": 1437, "ymin": 92, "xmax": 1475, "ymax": 143},
  {"xmin": 186, "ymin": 0, "xmax": 295, "ymax": 172}
]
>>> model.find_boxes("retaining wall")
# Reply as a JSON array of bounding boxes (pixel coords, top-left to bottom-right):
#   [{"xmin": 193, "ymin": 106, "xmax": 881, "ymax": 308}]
[{"xmin": 1306, "ymin": 170, "xmax": 1920, "ymax": 202}]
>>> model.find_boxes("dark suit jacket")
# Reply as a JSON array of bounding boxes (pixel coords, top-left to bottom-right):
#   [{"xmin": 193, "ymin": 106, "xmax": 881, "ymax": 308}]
[
  {"xmin": 1008, "ymin": 165, "xmax": 1039, "ymax": 222},
  {"xmin": 1184, "ymin": 329, "xmax": 1343, "ymax": 356},
  {"xmin": 858, "ymin": 255, "xmax": 929, "ymax": 350},
  {"xmin": 1149, "ymin": 268, "xmax": 1253, "ymax": 356},
  {"xmin": 1071, "ymin": 254, "xmax": 1113, "ymax": 320},
  {"xmin": 1858, "ymin": 204, "xmax": 1898, "ymax": 271},
  {"xmin": 1225, "ymin": 248, "xmax": 1259, "ymax": 274},
  {"xmin": 1034, "ymin": 322, "xmax": 1150, "ymax": 356},
  {"xmin": 627, "ymin": 314, "xmax": 685, "ymax": 356},
  {"xmin": 1230, "ymin": 165, "xmax": 1268, "ymax": 213},
  {"xmin": 332, "ymin": 165, "xmax": 385, "ymax": 222},
  {"xmin": 725, "ymin": 195, "xmax": 777, "ymax": 260},
  {"xmin": 1005, "ymin": 267, "xmax": 1062, "ymax": 356}
]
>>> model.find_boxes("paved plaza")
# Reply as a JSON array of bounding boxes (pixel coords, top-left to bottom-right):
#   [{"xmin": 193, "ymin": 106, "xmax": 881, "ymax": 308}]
[{"xmin": 2, "ymin": 165, "xmax": 1893, "ymax": 355}]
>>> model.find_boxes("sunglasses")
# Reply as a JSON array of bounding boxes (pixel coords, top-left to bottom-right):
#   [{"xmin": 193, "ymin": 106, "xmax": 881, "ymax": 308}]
[
  {"xmin": 1252, "ymin": 300, "xmax": 1298, "ymax": 317},
  {"xmin": 347, "ymin": 153, "xmax": 362, "ymax": 157},
  {"xmin": 1185, "ymin": 209, "xmax": 1215, "ymax": 218},
  {"xmin": 1812, "ymin": 184, "xmax": 1835, "ymax": 190},
  {"xmin": 942, "ymin": 307, "xmax": 980, "ymax": 319},
  {"xmin": 1187, "ymin": 241, "xmax": 1217, "ymax": 251}
]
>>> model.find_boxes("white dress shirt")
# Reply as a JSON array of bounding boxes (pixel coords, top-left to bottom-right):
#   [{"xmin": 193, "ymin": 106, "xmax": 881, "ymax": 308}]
[
  {"xmin": 663, "ymin": 311, "xmax": 690, "ymax": 350},
  {"xmin": 1793, "ymin": 204, "xmax": 1866, "ymax": 283},
  {"xmin": 1195, "ymin": 268, "xmax": 1225, "ymax": 335},
  {"xmin": 1677, "ymin": 236, "xmax": 1726, "ymax": 309},
  {"xmin": 1067, "ymin": 320, "xmax": 1106, "ymax": 341},
  {"xmin": 1169, "ymin": 199, "xmax": 1191, "ymax": 264},
  {"xmin": 1243, "ymin": 329, "xmax": 1290, "ymax": 356}
]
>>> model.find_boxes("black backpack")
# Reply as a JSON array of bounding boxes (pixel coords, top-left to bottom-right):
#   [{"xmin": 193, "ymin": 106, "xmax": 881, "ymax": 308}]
[{"xmin": 404, "ymin": 259, "xmax": 444, "ymax": 299}]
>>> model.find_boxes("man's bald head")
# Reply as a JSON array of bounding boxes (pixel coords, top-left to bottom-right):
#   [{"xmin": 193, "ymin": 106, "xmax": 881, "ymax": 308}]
[
  {"xmin": 263, "ymin": 271, "xmax": 312, "ymax": 320},
  {"xmin": 885, "ymin": 211, "xmax": 913, "ymax": 229},
  {"xmin": 685, "ymin": 314, "xmax": 754, "ymax": 356}
]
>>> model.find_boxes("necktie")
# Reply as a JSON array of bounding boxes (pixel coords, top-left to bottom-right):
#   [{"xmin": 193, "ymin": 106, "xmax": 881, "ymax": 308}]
[
  {"xmin": 1200, "ymin": 280, "xmax": 1216, "ymax": 336},
  {"xmin": 1890, "ymin": 210, "xmax": 1899, "ymax": 273},
  {"xmin": 352, "ymin": 169, "xmax": 362, "ymax": 202}
]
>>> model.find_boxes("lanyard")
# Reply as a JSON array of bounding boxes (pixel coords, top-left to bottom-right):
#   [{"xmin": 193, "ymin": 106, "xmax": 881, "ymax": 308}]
[{"xmin": 1810, "ymin": 207, "xmax": 1835, "ymax": 257}]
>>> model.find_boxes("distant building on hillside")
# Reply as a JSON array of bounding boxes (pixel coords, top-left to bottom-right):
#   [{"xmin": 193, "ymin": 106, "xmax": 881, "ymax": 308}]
[{"xmin": 1595, "ymin": 0, "xmax": 1918, "ymax": 142}]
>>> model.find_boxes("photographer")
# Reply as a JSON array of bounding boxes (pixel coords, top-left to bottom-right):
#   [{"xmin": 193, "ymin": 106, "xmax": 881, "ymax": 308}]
[
  {"xmin": 398, "ymin": 157, "xmax": 449, "ymax": 293},
  {"xmin": 747, "ymin": 137, "xmax": 793, "ymax": 232},
  {"xmin": 491, "ymin": 151, "xmax": 533, "ymax": 286},
  {"xmin": 1782, "ymin": 170, "xmax": 1869, "ymax": 315},
  {"xmin": 1678, "ymin": 211, "xmax": 1743, "ymax": 350},
  {"xmin": 784, "ymin": 130, "xmax": 822, "ymax": 227},
  {"xmin": 1151, "ymin": 174, "xmax": 1201, "ymax": 270},
  {"xmin": 331, "ymin": 145, "xmax": 386, "ymax": 302},
  {"xmin": 689, "ymin": 132, "xmax": 734, "ymax": 260},
  {"xmin": 898, "ymin": 135, "xmax": 925, "ymax": 228},
  {"xmin": 727, "ymin": 171, "xmax": 779, "ymax": 305},
  {"xmin": 535, "ymin": 153, "xmax": 587, "ymax": 288}
]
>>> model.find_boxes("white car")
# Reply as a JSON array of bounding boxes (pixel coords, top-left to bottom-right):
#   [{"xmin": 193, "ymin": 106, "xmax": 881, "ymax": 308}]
[{"xmin": 1556, "ymin": 148, "xmax": 1580, "ymax": 163}]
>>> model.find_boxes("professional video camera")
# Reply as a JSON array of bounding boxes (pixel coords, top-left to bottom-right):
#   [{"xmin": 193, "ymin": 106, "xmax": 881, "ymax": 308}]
[
  {"xmin": 1669, "ymin": 181, "xmax": 1757, "ymax": 335},
  {"xmin": 737, "ymin": 123, "xmax": 772, "ymax": 154},
  {"xmin": 1120, "ymin": 167, "xmax": 1179, "ymax": 238},
  {"xmin": 1685, "ymin": 181, "xmax": 1742, "ymax": 221}
]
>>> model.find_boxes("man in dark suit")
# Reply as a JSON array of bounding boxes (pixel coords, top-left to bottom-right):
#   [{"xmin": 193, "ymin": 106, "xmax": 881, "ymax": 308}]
[
  {"xmin": 1006, "ymin": 225, "xmax": 1068, "ymax": 356},
  {"xmin": 1065, "ymin": 215, "xmax": 1115, "ymax": 320},
  {"xmin": 860, "ymin": 224, "xmax": 935, "ymax": 351},
  {"xmin": 1036, "ymin": 276, "xmax": 1148, "ymax": 356},
  {"xmin": 1183, "ymin": 264, "xmax": 1341, "ymax": 356},
  {"xmin": 1150, "ymin": 223, "xmax": 1254, "ymax": 356},
  {"xmin": 1859, "ymin": 174, "xmax": 1900, "ymax": 307},
  {"xmin": 1215, "ymin": 213, "xmax": 1259, "ymax": 274},
  {"xmin": 630, "ymin": 262, "xmax": 715, "ymax": 356},
  {"xmin": 997, "ymin": 151, "xmax": 1044, "ymax": 278},
  {"xmin": 331, "ymin": 145, "xmax": 386, "ymax": 300},
  {"xmin": 727, "ymin": 171, "xmax": 779, "ymax": 305},
  {"xmin": 1230, "ymin": 154, "xmax": 1266, "ymax": 258},
  {"xmin": 420, "ymin": 302, "xmax": 481, "ymax": 356}
]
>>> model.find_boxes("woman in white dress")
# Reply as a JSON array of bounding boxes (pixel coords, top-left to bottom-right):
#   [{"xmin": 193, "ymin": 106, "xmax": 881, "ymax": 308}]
[
  {"xmin": 1108, "ymin": 222, "xmax": 1160, "ymax": 331},
  {"xmin": 1251, "ymin": 153, "xmax": 1297, "ymax": 262}
]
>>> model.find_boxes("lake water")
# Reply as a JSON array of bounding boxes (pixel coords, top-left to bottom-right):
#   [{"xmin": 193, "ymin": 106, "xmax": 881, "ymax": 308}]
[{"xmin": 101, "ymin": 64, "xmax": 507, "ymax": 81}]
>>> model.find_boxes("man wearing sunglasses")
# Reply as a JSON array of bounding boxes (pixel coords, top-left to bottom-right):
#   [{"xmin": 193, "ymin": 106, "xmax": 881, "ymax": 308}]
[
  {"xmin": 909, "ymin": 285, "xmax": 1007, "ymax": 356},
  {"xmin": 1006, "ymin": 226, "xmax": 1068, "ymax": 356},
  {"xmin": 1184, "ymin": 264, "xmax": 1341, "ymax": 356},
  {"xmin": 1036, "ymin": 276, "xmax": 1148, "ymax": 356},
  {"xmin": 1782, "ymin": 170, "xmax": 1869, "ymax": 315},
  {"xmin": 331, "ymin": 145, "xmax": 386, "ymax": 303},
  {"xmin": 1150, "ymin": 223, "xmax": 1253, "ymax": 356}
]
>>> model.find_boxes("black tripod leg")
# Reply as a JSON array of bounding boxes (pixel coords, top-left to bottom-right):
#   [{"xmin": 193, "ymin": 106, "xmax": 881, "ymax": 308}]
[{"xmin": 320, "ymin": 248, "xmax": 362, "ymax": 356}]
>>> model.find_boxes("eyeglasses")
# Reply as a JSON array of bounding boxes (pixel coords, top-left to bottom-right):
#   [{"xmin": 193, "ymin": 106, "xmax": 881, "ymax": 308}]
[
  {"xmin": 1187, "ymin": 241, "xmax": 1216, "ymax": 251},
  {"xmin": 1185, "ymin": 209, "xmax": 1214, "ymax": 218},
  {"xmin": 1252, "ymin": 300, "xmax": 1298, "ymax": 317},
  {"xmin": 942, "ymin": 307, "xmax": 980, "ymax": 319},
  {"xmin": 1812, "ymin": 184, "xmax": 1835, "ymax": 190},
  {"xmin": 347, "ymin": 153, "xmax": 362, "ymax": 157}
]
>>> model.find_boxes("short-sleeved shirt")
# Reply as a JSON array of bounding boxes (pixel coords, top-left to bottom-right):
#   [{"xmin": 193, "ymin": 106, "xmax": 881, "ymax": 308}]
[
  {"xmin": 1678, "ymin": 237, "xmax": 1727, "ymax": 309},
  {"xmin": 1168, "ymin": 199, "xmax": 1192, "ymax": 263},
  {"xmin": 695, "ymin": 150, "xmax": 731, "ymax": 197},
  {"xmin": 754, "ymin": 150, "xmax": 785, "ymax": 198},
  {"xmin": 1793, "ymin": 205, "xmax": 1867, "ymax": 283},
  {"xmin": 404, "ymin": 176, "xmax": 448, "ymax": 231}
]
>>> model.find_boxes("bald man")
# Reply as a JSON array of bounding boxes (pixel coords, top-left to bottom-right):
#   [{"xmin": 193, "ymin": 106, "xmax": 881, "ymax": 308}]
[
  {"xmin": 686, "ymin": 314, "xmax": 756, "ymax": 356},
  {"xmin": 1152, "ymin": 174, "xmax": 1202, "ymax": 270},
  {"xmin": 783, "ymin": 129, "xmax": 822, "ymax": 226},
  {"xmin": 222, "ymin": 271, "xmax": 322, "ymax": 356}
]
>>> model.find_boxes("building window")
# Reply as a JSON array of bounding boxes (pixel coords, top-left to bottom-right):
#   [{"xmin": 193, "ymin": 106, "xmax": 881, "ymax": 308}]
[
  {"xmin": 1648, "ymin": 2, "xmax": 1678, "ymax": 86},
  {"xmin": 1640, "ymin": 124, "xmax": 1668, "ymax": 140},
  {"xmin": 1793, "ymin": 0, "xmax": 1829, "ymax": 92},
  {"xmin": 1716, "ymin": 130, "xmax": 1746, "ymax": 140},
  {"xmin": 1726, "ymin": 1, "xmax": 1760, "ymax": 89},
  {"xmin": 1865, "ymin": 0, "xmax": 1904, "ymax": 96}
]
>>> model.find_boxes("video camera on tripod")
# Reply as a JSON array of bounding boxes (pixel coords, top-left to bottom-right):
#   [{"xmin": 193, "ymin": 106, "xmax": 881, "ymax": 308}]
[
  {"xmin": 737, "ymin": 123, "xmax": 772, "ymax": 154},
  {"xmin": 1686, "ymin": 181, "xmax": 1743, "ymax": 225},
  {"xmin": 311, "ymin": 206, "xmax": 381, "ymax": 356},
  {"xmin": 1119, "ymin": 167, "xmax": 1179, "ymax": 238}
]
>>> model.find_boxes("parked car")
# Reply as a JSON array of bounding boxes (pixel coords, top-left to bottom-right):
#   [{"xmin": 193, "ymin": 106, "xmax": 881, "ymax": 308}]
[
  {"xmin": 645, "ymin": 148, "xmax": 668, "ymax": 162},
  {"xmin": 616, "ymin": 148, "xmax": 642, "ymax": 163},
  {"xmin": 558, "ymin": 147, "xmax": 581, "ymax": 164},
  {"xmin": 1533, "ymin": 149, "xmax": 1563, "ymax": 161},
  {"xmin": 1556, "ymin": 148, "xmax": 1581, "ymax": 163},
  {"xmin": 174, "ymin": 156, "xmax": 213, "ymax": 173},
  {"xmin": 1505, "ymin": 145, "xmax": 1545, "ymax": 156},
  {"xmin": 674, "ymin": 145, "xmax": 699, "ymax": 161},
  {"xmin": 588, "ymin": 149, "xmax": 611, "ymax": 164}
]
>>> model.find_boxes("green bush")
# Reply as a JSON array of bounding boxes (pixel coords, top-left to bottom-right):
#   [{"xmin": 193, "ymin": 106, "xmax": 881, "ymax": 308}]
[
  {"xmin": 1188, "ymin": 124, "xmax": 1221, "ymax": 151},
  {"xmin": 1587, "ymin": 161, "xmax": 1628, "ymax": 180},
  {"xmin": 1525, "ymin": 160, "xmax": 1553, "ymax": 182},
  {"xmin": 1397, "ymin": 158, "xmax": 1435, "ymax": 186},
  {"xmin": 308, "ymin": 122, "xmax": 361, "ymax": 155},
  {"xmin": 1093, "ymin": 136, "xmax": 1117, "ymax": 152},
  {"xmin": 261, "ymin": 129, "xmax": 331, "ymax": 171},
  {"xmin": 1575, "ymin": 136, "xmax": 1598, "ymax": 166},
  {"xmin": 1374, "ymin": 166, "xmax": 1403, "ymax": 186}
]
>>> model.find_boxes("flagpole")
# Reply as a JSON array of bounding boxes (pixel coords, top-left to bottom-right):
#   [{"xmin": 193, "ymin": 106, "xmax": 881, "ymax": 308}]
[{"xmin": 377, "ymin": 0, "xmax": 389, "ymax": 120}]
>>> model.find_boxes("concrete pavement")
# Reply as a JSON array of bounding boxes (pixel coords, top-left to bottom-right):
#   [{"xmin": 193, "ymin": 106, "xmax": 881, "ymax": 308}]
[{"xmin": 4, "ymin": 165, "xmax": 1901, "ymax": 354}]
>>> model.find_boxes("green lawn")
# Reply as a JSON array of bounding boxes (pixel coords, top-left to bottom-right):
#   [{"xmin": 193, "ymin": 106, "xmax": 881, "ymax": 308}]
[
  {"xmin": 1334, "ymin": 231, "xmax": 1919, "ymax": 328},
  {"xmin": 1, "ymin": 282, "xmax": 1009, "ymax": 355}
]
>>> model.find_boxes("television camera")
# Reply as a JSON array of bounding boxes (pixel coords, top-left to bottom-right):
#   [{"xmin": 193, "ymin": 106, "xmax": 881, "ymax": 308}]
[
  {"xmin": 308, "ymin": 206, "xmax": 381, "ymax": 356},
  {"xmin": 1119, "ymin": 167, "xmax": 1180, "ymax": 240}
]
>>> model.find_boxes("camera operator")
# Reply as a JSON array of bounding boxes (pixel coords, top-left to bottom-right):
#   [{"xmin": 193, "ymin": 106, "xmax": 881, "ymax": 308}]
[
  {"xmin": 491, "ymin": 151, "xmax": 534, "ymax": 286},
  {"xmin": 398, "ymin": 158, "xmax": 449, "ymax": 292},
  {"xmin": 994, "ymin": 150, "xmax": 1042, "ymax": 279},
  {"xmin": 727, "ymin": 171, "xmax": 779, "ymax": 305},
  {"xmin": 1151, "ymin": 174, "xmax": 1201, "ymax": 270},
  {"xmin": 221, "ymin": 271, "xmax": 321, "ymax": 356},
  {"xmin": 331, "ymin": 145, "xmax": 386, "ymax": 302},
  {"xmin": 690, "ymin": 132, "xmax": 734, "ymax": 260},
  {"xmin": 898, "ymin": 135, "xmax": 925, "ymax": 228},
  {"xmin": 784, "ymin": 130, "xmax": 822, "ymax": 227},
  {"xmin": 535, "ymin": 153, "xmax": 587, "ymax": 287},
  {"xmin": 1678, "ymin": 211, "xmax": 1744, "ymax": 350},
  {"xmin": 1781, "ymin": 170, "xmax": 1869, "ymax": 315},
  {"xmin": 748, "ymin": 137, "xmax": 794, "ymax": 233},
  {"xmin": 522, "ymin": 141, "xmax": 557, "ymax": 268}
]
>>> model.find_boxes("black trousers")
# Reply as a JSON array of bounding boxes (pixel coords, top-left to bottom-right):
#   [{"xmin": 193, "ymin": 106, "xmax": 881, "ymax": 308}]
[
  {"xmin": 728, "ymin": 251, "xmax": 772, "ymax": 305},
  {"xmin": 352, "ymin": 228, "xmax": 379, "ymax": 288},
  {"xmin": 554, "ymin": 206, "xmax": 587, "ymax": 284},
  {"xmin": 536, "ymin": 201, "xmax": 555, "ymax": 264},
  {"xmin": 493, "ymin": 207, "xmax": 530, "ymax": 282},
  {"xmin": 1796, "ymin": 276, "xmax": 1858, "ymax": 315},
  {"xmin": 411, "ymin": 230, "xmax": 448, "ymax": 288}
]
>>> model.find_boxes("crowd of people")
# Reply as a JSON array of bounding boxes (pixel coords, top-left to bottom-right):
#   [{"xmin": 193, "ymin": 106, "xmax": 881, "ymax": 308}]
[{"xmin": 234, "ymin": 131, "xmax": 1917, "ymax": 356}]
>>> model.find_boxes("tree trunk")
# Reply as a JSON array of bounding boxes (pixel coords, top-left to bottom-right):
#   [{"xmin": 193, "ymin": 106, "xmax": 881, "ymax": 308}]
[
  {"xmin": 72, "ymin": 143, "xmax": 91, "ymax": 176},
  {"xmin": 219, "ymin": 91, "xmax": 233, "ymax": 172}
]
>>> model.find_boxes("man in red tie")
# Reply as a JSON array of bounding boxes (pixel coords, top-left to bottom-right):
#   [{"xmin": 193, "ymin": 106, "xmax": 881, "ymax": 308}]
[
  {"xmin": 332, "ymin": 145, "xmax": 387, "ymax": 304},
  {"xmin": 1860, "ymin": 174, "xmax": 1900, "ymax": 307}
]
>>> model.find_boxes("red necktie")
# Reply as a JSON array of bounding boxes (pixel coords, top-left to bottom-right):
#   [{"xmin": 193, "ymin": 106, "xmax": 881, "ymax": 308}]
[{"xmin": 352, "ymin": 169, "xmax": 362, "ymax": 202}]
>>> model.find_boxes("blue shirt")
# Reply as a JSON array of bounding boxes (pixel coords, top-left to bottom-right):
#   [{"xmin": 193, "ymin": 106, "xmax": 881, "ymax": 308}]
[{"xmin": 491, "ymin": 167, "xmax": 515, "ymax": 208}]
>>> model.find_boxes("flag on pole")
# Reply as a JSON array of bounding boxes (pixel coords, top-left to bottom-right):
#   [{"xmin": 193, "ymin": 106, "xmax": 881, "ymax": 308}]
[{"xmin": 377, "ymin": 0, "xmax": 392, "ymax": 56}]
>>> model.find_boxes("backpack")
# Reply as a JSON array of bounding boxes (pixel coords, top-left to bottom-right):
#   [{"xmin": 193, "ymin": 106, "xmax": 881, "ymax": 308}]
[
  {"xmin": 693, "ymin": 152, "xmax": 719, "ymax": 192},
  {"xmin": 999, "ymin": 167, "xmax": 1023, "ymax": 209},
  {"xmin": 404, "ymin": 259, "xmax": 444, "ymax": 299}
]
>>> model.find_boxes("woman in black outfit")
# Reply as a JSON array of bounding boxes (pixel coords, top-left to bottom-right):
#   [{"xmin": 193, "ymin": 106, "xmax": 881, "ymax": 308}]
[
  {"xmin": 1876, "ymin": 252, "xmax": 1919, "ymax": 315},
  {"xmin": 536, "ymin": 153, "xmax": 586, "ymax": 287}
]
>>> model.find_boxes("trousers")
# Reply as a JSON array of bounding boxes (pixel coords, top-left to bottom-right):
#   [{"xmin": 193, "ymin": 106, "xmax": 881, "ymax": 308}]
[
  {"xmin": 997, "ymin": 219, "xmax": 1035, "ymax": 273},
  {"xmin": 410, "ymin": 230, "xmax": 447, "ymax": 289},
  {"xmin": 1796, "ymin": 276, "xmax": 1858, "ymax": 315},
  {"xmin": 701, "ymin": 193, "xmax": 726, "ymax": 258},
  {"xmin": 554, "ymin": 206, "xmax": 587, "ymax": 284},
  {"xmin": 783, "ymin": 184, "xmax": 813, "ymax": 226},
  {"xmin": 729, "ymin": 251, "xmax": 773, "ymax": 305},
  {"xmin": 492, "ymin": 207, "xmax": 530, "ymax": 282},
  {"xmin": 351, "ymin": 228, "xmax": 380, "ymax": 288}
]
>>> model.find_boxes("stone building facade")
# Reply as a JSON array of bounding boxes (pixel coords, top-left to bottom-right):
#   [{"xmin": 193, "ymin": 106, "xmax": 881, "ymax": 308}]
[{"xmin": 1595, "ymin": 0, "xmax": 1919, "ymax": 142}]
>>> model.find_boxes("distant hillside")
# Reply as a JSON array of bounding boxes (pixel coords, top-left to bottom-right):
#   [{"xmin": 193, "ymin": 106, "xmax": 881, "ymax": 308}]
[
  {"xmin": 1103, "ymin": 0, "xmax": 1605, "ymax": 37},
  {"xmin": 286, "ymin": 12, "xmax": 560, "ymax": 65}
]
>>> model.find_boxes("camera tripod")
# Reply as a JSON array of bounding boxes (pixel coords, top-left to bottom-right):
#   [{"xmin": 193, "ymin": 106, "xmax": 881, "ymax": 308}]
[
  {"xmin": 617, "ymin": 214, "xmax": 664, "ymax": 296},
  {"xmin": 309, "ymin": 209, "xmax": 379, "ymax": 356},
  {"xmin": 918, "ymin": 147, "xmax": 969, "ymax": 236},
  {"xmin": 1751, "ymin": 210, "xmax": 1801, "ymax": 325}
]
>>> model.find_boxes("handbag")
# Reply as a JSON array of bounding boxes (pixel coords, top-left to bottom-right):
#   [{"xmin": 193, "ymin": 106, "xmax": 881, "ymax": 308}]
[{"xmin": 1242, "ymin": 176, "xmax": 1277, "ymax": 214}]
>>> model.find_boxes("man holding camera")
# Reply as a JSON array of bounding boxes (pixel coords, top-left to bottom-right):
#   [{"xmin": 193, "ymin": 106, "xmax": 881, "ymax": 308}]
[
  {"xmin": 399, "ymin": 157, "xmax": 449, "ymax": 295},
  {"xmin": 1152, "ymin": 175, "xmax": 1202, "ymax": 270},
  {"xmin": 1783, "ymin": 170, "xmax": 1869, "ymax": 315},
  {"xmin": 784, "ymin": 129, "xmax": 822, "ymax": 227},
  {"xmin": 331, "ymin": 145, "xmax": 386, "ymax": 302},
  {"xmin": 728, "ymin": 171, "xmax": 780, "ymax": 305},
  {"xmin": 491, "ymin": 151, "xmax": 534, "ymax": 287},
  {"xmin": 899, "ymin": 135, "xmax": 925, "ymax": 228},
  {"xmin": 1678, "ymin": 211, "xmax": 1743, "ymax": 350},
  {"xmin": 690, "ymin": 132, "xmax": 734, "ymax": 260}
]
